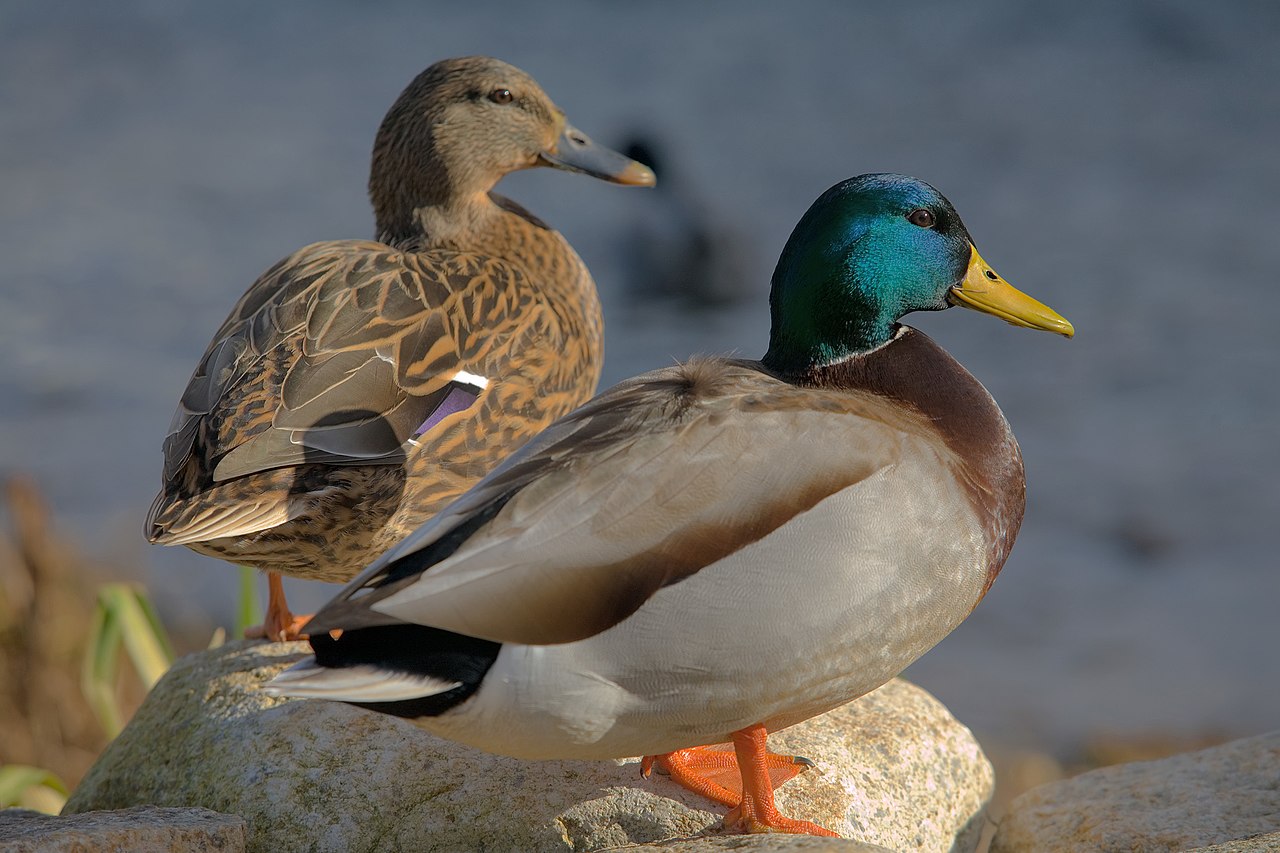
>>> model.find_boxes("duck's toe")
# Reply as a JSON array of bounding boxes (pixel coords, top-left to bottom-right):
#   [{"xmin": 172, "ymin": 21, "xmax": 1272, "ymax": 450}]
[
  {"xmin": 722, "ymin": 798, "xmax": 838, "ymax": 837},
  {"xmin": 641, "ymin": 743, "xmax": 814, "ymax": 807}
]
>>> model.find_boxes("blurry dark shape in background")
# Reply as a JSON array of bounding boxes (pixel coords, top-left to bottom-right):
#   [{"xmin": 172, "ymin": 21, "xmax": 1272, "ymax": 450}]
[{"xmin": 616, "ymin": 133, "xmax": 760, "ymax": 309}]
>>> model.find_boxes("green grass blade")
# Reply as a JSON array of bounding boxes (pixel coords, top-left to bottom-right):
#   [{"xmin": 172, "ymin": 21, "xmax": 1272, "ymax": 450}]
[
  {"xmin": 0, "ymin": 765, "xmax": 68, "ymax": 813},
  {"xmin": 81, "ymin": 583, "xmax": 175, "ymax": 737},
  {"xmin": 102, "ymin": 584, "xmax": 173, "ymax": 688},
  {"xmin": 235, "ymin": 565, "xmax": 260, "ymax": 638},
  {"xmin": 81, "ymin": 594, "xmax": 124, "ymax": 737},
  {"xmin": 129, "ymin": 585, "xmax": 176, "ymax": 665}
]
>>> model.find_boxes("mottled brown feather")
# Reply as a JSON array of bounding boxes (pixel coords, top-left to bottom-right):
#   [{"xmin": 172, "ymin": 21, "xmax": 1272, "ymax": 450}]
[{"xmin": 146, "ymin": 57, "xmax": 625, "ymax": 583}]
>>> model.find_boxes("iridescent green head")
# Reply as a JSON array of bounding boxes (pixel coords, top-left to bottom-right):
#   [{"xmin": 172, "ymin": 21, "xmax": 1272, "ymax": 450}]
[{"xmin": 762, "ymin": 174, "xmax": 1072, "ymax": 372}]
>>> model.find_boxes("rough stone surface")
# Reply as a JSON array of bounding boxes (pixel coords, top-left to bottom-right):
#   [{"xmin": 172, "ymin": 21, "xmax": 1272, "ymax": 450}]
[
  {"xmin": 992, "ymin": 730, "xmax": 1280, "ymax": 852},
  {"xmin": 0, "ymin": 805, "xmax": 245, "ymax": 852},
  {"xmin": 1185, "ymin": 833, "xmax": 1280, "ymax": 852},
  {"xmin": 65, "ymin": 641, "xmax": 993, "ymax": 853}
]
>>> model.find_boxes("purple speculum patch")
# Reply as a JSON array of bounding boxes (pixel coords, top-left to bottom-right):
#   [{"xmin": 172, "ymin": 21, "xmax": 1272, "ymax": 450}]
[{"xmin": 413, "ymin": 384, "xmax": 481, "ymax": 437}]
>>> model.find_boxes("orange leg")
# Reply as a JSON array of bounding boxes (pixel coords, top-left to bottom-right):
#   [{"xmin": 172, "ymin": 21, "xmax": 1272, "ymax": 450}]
[
  {"xmin": 243, "ymin": 572, "xmax": 312, "ymax": 642},
  {"xmin": 723, "ymin": 725, "xmax": 836, "ymax": 835},
  {"xmin": 642, "ymin": 727, "xmax": 835, "ymax": 836}
]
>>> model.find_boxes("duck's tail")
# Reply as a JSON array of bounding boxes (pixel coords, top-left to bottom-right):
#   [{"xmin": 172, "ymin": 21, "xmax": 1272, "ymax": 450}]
[
  {"xmin": 266, "ymin": 657, "xmax": 460, "ymax": 702},
  {"xmin": 264, "ymin": 622, "xmax": 501, "ymax": 717}
]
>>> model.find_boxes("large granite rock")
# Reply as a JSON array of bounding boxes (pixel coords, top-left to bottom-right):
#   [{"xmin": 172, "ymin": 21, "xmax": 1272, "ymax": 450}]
[
  {"xmin": 992, "ymin": 730, "xmax": 1280, "ymax": 852},
  {"xmin": 0, "ymin": 805, "xmax": 245, "ymax": 852},
  {"xmin": 65, "ymin": 642, "xmax": 992, "ymax": 853}
]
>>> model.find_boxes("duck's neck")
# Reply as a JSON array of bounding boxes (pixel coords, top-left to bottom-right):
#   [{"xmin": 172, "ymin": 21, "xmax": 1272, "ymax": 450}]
[
  {"xmin": 761, "ymin": 266, "xmax": 897, "ymax": 372},
  {"xmin": 760, "ymin": 205, "xmax": 902, "ymax": 372},
  {"xmin": 372, "ymin": 178, "xmax": 491, "ymax": 248},
  {"xmin": 390, "ymin": 193, "xmax": 499, "ymax": 250},
  {"xmin": 371, "ymin": 147, "xmax": 454, "ymax": 245},
  {"xmin": 370, "ymin": 131, "xmax": 500, "ymax": 247}
]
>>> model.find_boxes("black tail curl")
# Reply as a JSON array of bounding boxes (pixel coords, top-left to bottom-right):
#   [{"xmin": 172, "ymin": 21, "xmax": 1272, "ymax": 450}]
[{"xmin": 309, "ymin": 623, "xmax": 501, "ymax": 718}]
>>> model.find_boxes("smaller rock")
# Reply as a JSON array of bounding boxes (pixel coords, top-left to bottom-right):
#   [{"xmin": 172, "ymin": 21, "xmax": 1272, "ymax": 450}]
[
  {"xmin": 0, "ymin": 805, "xmax": 246, "ymax": 852},
  {"xmin": 992, "ymin": 730, "xmax": 1280, "ymax": 852}
]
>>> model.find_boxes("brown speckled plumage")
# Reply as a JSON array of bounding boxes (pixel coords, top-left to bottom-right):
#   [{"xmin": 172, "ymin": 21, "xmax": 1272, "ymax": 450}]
[{"xmin": 146, "ymin": 56, "xmax": 652, "ymax": 591}]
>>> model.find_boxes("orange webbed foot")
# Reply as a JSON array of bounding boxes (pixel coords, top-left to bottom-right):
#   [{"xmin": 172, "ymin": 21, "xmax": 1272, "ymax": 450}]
[
  {"xmin": 642, "ymin": 727, "xmax": 834, "ymax": 836},
  {"xmin": 641, "ymin": 744, "xmax": 813, "ymax": 806}
]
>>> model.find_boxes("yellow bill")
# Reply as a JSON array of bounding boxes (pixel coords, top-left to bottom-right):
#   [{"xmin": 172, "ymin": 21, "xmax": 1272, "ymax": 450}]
[{"xmin": 948, "ymin": 245, "xmax": 1074, "ymax": 337}]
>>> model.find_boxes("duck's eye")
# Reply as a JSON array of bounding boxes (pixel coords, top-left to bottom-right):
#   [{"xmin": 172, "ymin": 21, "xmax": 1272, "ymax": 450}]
[
  {"xmin": 907, "ymin": 208, "xmax": 936, "ymax": 228},
  {"xmin": 488, "ymin": 88, "xmax": 514, "ymax": 105}
]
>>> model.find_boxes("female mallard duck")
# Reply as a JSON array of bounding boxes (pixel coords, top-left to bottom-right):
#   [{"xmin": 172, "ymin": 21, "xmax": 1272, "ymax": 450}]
[
  {"xmin": 268, "ymin": 174, "xmax": 1072, "ymax": 836},
  {"xmin": 145, "ymin": 57, "xmax": 654, "ymax": 641}
]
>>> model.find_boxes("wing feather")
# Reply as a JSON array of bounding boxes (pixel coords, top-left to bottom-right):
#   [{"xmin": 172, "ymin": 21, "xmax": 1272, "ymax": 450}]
[
  {"xmin": 154, "ymin": 241, "xmax": 546, "ymax": 500},
  {"xmin": 306, "ymin": 359, "xmax": 939, "ymax": 645}
]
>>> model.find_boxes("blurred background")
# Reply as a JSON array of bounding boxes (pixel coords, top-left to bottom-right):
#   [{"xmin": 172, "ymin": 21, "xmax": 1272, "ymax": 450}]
[{"xmin": 2, "ymin": 0, "xmax": 1278, "ymax": 799}]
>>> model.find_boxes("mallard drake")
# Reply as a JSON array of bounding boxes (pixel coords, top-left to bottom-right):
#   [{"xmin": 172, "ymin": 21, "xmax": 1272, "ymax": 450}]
[
  {"xmin": 267, "ymin": 174, "xmax": 1072, "ymax": 836},
  {"xmin": 145, "ymin": 56, "xmax": 655, "ymax": 641}
]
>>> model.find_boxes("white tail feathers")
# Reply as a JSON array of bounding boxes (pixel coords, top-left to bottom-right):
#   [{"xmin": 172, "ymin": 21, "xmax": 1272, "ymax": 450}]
[{"xmin": 265, "ymin": 657, "xmax": 461, "ymax": 702}]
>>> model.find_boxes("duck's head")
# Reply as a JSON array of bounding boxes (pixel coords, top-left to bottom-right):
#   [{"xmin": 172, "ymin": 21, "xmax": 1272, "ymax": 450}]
[
  {"xmin": 763, "ymin": 174, "xmax": 1073, "ymax": 372},
  {"xmin": 370, "ymin": 56, "xmax": 654, "ymax": 242}
]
